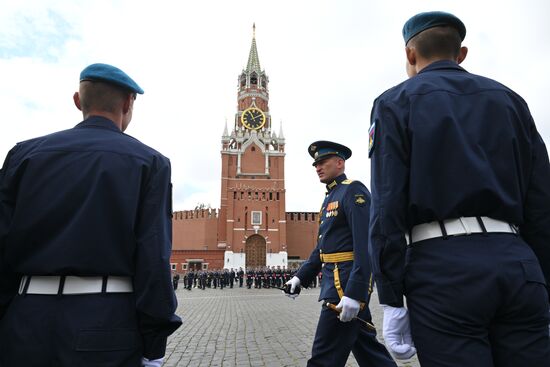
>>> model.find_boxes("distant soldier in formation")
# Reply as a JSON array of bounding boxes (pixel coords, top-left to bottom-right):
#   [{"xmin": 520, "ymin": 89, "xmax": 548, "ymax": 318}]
[
  {"xmin": 238, "ymin": 267, "xmax": 245, "ymax": 287},
  {"xmin": 198, "ymin": 271, "xmax": 206, "ymax": 290},
  {"xmin": 186, "ymin": 270, "xmax": 194, "ymax": 291},
  {"xmin": 212, "ymin": 269, "xmax": 219, "ymax": 289},
  {"xmin": 265, "ymin": 267, "xmax": 273, "ymax": 288},
  {"xmin": 246, "ymin": 268, "xmax": 254, "ymax": 289},
  {"xmin": 172, "ymin": 272, "xmax": 180, "ymax": 290},
  {"xmin": 256, "ymin": 267, "xmax": 264, "ymax": 289},
  {"xmin": 229, "ymin": 268, "xmax": 236, "ymax": 288},
  {"xmin": 220, "ymin": 269, "xmax": 227, "ymax": 290}
]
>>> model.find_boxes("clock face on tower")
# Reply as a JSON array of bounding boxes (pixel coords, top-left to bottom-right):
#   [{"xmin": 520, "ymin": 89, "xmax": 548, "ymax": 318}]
[{"xmin": 241, "ymin": 107, "xmax": 266, "ymax": 130}]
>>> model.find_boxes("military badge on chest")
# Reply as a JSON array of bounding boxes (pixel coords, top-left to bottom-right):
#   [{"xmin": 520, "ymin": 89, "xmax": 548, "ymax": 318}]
[{"xmin": 326, "ymin": 201, "xmax": 339, "ymax": 218}]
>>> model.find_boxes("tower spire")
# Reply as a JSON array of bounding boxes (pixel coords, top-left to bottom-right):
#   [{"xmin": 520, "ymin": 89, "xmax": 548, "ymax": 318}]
[
  {"xmin": 246, "ymin": 23, "xmax": 261, "ymax": 73},
  {"xmin": 223, "ymin": 118, "xmax": 229, "ymax": 137}
]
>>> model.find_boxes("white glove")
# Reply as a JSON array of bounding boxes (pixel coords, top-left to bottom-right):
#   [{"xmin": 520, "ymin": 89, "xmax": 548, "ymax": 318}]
[
  {"xmin": 335, "ymin": 296, "xmax": 361, "ymax": 322},
  {"xmin": 382, "ymin": 305, "xmax": 416, "ymax": 360},
  {"xmin": 142, "ymin": 357, "xmax": 164, "ymax": 367},
  {"xmin": 284, "ymin": 276, "xmax": 301, "ymax": 299}
]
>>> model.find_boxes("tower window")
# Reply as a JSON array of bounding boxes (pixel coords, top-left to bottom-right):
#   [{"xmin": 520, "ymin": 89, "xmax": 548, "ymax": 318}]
[
  {"xmin": 251, "ymin": 211, "xmax": 262, "ymax": 225},
  {"xmin": 251, "ymin": 147, "xmax": 255, "ymax": 152},
  {"xmin": 234, "ymin": 192, "xmax": 237, "ymax": 199},
  {"xmin": 276, "ymin": 192, "xmax": 280, "ymax": 200},
  {"xmin": 269, "ymin": 192, "xmax": 273, "ymax": 200}
]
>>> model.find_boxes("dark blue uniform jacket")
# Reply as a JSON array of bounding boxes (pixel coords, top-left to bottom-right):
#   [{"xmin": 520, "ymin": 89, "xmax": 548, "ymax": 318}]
[
  {"xmin": 0, "ymin": 116, "xmax": 182, "ymax": 357},
  {"xmin": 369, "ymin": 60, "xmax": 550, "ymax": 306},
  {"xmin": 297, "ymin": 174, "xmax": 373, "ymax": 303}
]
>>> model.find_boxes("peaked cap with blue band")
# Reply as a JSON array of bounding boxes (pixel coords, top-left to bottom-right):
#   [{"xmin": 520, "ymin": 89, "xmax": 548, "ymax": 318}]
[
  {"xmin": 402, "ymin": 11, "xmax": 466, "ymax": 45},
  {"xmin": 308, "ymin": 140, "xmax": 352, "ymax": 166},
  {"xmin": 80, "ymin": 63, "xmax": 144, "ymax": 94}
]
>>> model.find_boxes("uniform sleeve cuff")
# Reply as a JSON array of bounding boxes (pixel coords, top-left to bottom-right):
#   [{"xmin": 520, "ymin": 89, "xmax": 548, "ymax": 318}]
[
  {"xmin": 142, "ymin": 335, "xmax": 168, "ymax": 360},
  {"xmin": 375, "ymin": 279, "xmax": 404, "ymax": 307},
  {"xmin": 344, "ymin": 279, "xmax": 368, "ymax": 302},
  {"xmin": 295, "ymin": 269, "xmax": 308, "ymax": 284}
]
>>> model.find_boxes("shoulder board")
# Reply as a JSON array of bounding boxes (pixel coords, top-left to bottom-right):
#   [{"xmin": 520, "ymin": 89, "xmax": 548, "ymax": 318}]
[{"xmin": 342, "ymin": 179, "xmax": 354, "ymax": 185}]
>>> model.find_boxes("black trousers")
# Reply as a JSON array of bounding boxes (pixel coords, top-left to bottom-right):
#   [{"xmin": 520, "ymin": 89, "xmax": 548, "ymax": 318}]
[
  {"xmin": 406, "ymin": 234, "xmax": 550, "ymax": 367},
  {"xmin": 308, "ymin": 304, "xmax": 396, "ymax": 367},
  {"xmin": 0, "ymin": 293, "xmax": 141, "ymax": 366}
]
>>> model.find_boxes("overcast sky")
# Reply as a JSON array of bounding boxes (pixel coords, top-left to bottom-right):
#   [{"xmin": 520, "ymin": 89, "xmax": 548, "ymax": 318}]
[{"xmin": 1, "ymin": 0, "xmax": 549, "ymax": 212}]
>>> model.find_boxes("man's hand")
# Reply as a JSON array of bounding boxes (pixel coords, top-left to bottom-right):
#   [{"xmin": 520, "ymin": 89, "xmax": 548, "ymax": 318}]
[
  {"xmin": 142, "ymin": 357, "xmax": 163, "ymax": 367},
  {"xmin": 382, "ymin": 305, "xmax": 416, "ymax": 360},
  {"xmin": 284, "ymin": 276, "xmax": 301, "ymax": 299},
  {"xmin": 335, "ymin": 296, "xmax": 361, "ymax": 322}
]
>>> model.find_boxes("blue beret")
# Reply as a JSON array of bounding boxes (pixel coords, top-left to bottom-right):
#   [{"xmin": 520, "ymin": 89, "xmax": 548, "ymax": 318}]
[
  {"xmin": 308, "ymin": 140, "xmax": 352, "ymax": 166},
  {"xmin": 403, "ymin": 11, "xmax": 466, "ymax": 45},
  {"xmin": 80, "ymin": 63, "xmax": 144, "ymax": 94}
]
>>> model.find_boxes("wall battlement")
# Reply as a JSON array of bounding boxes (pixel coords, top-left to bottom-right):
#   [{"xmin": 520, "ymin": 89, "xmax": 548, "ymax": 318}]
[
  {"xmin": 286, "ymin": 211, "xmax": 318, "ymax": 222},
  {"xmin": 173, "ymin": 208, "xmax": 219, "ymax": 220}
]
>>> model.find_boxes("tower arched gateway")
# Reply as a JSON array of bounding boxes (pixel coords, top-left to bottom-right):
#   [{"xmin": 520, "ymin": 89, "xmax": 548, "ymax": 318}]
[{"xmin": 245, "ymin": 234, "xmax": 266, "ymax": 268}]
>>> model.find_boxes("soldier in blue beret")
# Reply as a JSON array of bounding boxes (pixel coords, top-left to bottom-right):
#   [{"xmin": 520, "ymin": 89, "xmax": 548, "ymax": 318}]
[
  {"xmin": 369, "ymin": 10, "xmax": 550, "ymax": 367},
  {"xmin": 284, "ymin": 141, "xmax": 397, "ymax": 367},
  {"xmin": 0, "ymin": 64, "xmax": 182, "ymax": 367}
]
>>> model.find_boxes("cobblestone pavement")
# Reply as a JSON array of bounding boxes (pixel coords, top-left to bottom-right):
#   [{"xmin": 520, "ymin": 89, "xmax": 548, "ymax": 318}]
[{"xmin": 164, "ymin": 285, "xmax": 420, "ymax": 367}]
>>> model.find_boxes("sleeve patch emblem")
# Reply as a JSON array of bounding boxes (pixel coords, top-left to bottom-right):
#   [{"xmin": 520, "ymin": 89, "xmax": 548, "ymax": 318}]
[
  {"xmin": 368, "ymin": 122, "xmax": 376, "ymax": 158},
  {"xmin": 355, "ymin": 194, "xmax": 366, "ymax": 206}
]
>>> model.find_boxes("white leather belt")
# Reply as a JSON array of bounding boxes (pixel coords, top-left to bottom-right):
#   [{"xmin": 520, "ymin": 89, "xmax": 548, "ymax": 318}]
[
  {"xmin": 19, "ymin": 276, "xmax": 133, "ymax": 295},
  {"xmin": 410, "ymin": 216, "xmax": 517, "ymax": 244}
]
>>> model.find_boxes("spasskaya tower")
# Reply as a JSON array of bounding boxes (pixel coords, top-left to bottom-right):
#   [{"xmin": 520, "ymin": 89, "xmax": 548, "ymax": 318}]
[{"xmin": 218, "ymin": 24, "xmax": 287, "ymax": 269}]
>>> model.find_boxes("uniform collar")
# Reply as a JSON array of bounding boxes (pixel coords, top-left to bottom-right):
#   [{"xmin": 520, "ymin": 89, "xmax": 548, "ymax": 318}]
[
  {"xmin": 418, "ymin": 60, "xmax": 467, "ymax": 74},
  {"xmin": 326, "ymin": 173, "xmax": 347, "ymax": 192},
  {"xmin": 74, "ymin": 116, "xmax": 122, "ymax": 132}
]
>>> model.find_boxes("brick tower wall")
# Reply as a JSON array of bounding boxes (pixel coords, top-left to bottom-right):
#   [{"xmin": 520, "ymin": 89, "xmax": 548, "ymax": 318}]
[
  {"xmin": 172, "ymin": 209, "xmax": 219, "ymax": 251},
  {"xmin": 285, "ymin": 211, "xmax": 319, "ymax": 261}
]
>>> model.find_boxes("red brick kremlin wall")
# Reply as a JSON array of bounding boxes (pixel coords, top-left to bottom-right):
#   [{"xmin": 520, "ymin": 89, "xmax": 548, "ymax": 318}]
[
  {"xmin": 170, "ymin": 209, "xmax": 319, "ymax": 272},
  {"xmin": 172, "ymin": 209, "xmax": 218, "ymax": 251},
  {"xmin": 285, "ymin": 212, "xmax": 319, "ymax": 261}
]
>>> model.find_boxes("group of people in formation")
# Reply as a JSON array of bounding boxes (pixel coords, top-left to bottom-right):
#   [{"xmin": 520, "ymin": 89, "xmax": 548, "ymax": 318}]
[{"xmin": 174, "ymin": 266, "xmax": 322, "ymax": 291}]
